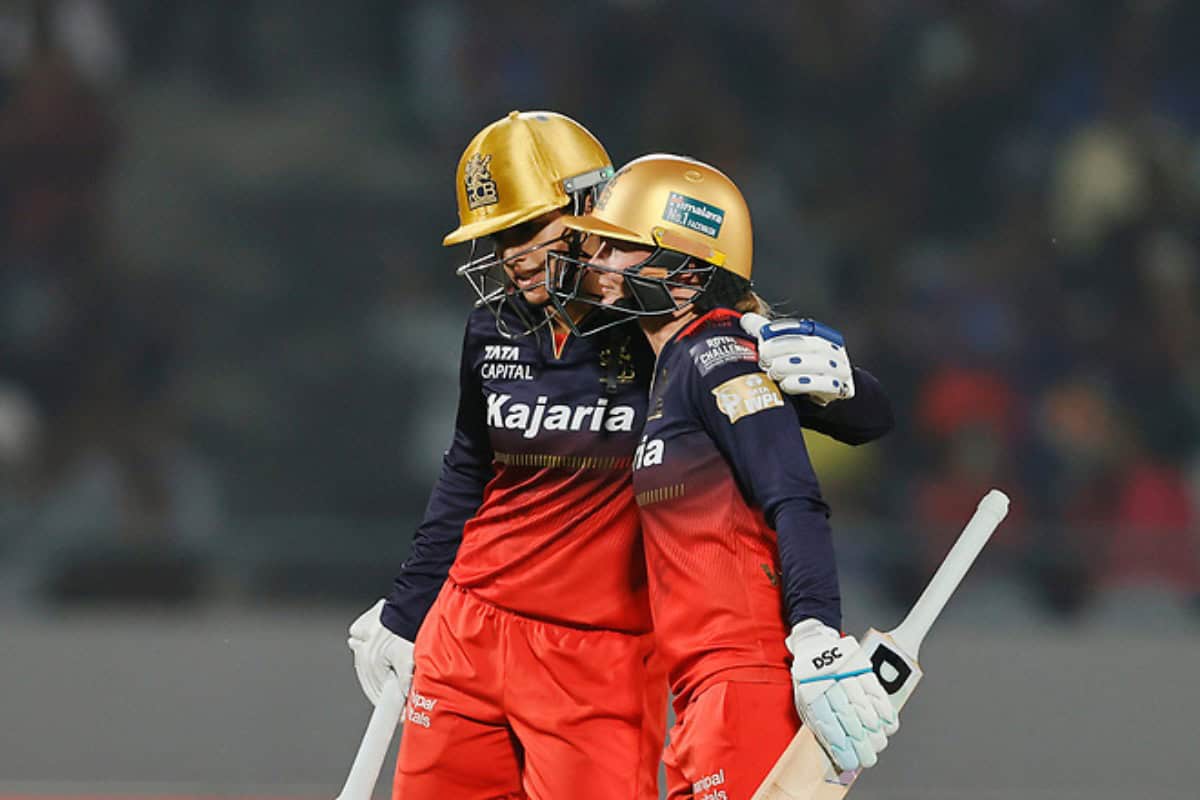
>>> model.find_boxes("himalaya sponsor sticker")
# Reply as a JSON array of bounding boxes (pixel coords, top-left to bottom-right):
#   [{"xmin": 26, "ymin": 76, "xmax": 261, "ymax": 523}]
[{"xmin": 663, "ymin": 191, "xmax": 725, "ymax": 237}]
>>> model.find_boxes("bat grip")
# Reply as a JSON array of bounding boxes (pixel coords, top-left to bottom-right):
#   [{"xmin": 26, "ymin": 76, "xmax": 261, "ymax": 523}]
[
  {"xmin": 891, "ymin": 489, "xmax": 1009, "ymax": 656},
  {"xmin": 334, "ymin": 677, "xmax": 406, "ymax": 800}
]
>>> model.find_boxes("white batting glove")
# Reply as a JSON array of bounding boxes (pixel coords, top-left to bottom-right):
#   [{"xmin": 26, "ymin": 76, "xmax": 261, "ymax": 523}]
[
  {"xmin": 740, "ymin": 313, "xmax": 855, "ymax": 405},
  {"xmin": 787, "ymin": 619, "xmax": 899, "ymax": 772},
  {"xmin": 348, "ymin": 599, "xmax": 415, "ymax": 708}
]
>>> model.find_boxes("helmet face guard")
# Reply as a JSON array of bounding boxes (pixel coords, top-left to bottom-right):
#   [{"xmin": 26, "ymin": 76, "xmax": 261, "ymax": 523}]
[
  {"xmin": 455, "ymin": 180, "xmax": 606, "ymax": 340},
  {"xmin": 546, "ymin": 245, "xmax": 716, "ymax": 337},
  {"xmin": 456, "ymin": 231, "xmax": 569, "ymax": 339}
]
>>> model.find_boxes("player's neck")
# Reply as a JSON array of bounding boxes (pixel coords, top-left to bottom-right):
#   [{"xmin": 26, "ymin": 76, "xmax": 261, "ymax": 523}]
[
  {"xmin": 640, "ymin": 310, "xmax": 698, "ymax": 355},
  {"xmin": 546, "ymin": 300, "xmax": 588, "ymax": 332}
]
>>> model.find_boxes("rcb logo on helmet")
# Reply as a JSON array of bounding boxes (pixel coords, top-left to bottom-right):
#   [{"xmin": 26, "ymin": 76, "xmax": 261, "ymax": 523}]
[{"xmin": 464, "ymin": 154, "xmax": 499, "ymax": 209}]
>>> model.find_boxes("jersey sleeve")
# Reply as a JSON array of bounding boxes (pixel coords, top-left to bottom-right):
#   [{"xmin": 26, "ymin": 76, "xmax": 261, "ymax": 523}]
[
  {"xmin": 381, "ymin": 321, "xmax": 494, "ymax": 641},
  {"xmin": 792, "ymin": 367, "xmax": 894, "ymax": 445},
  {"xmin": 687, "ymin": 349, "xmax": 841, "ymax": 630}
]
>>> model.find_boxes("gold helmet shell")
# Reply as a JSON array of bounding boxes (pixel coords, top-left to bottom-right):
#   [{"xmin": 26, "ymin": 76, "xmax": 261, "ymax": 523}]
[
  {"xmin": 561, "ymin": 153, "xmax": 753, "ymax": 280},
  {"xmin": 443, "ymin": 111, "xmax": 614, "ymax": 246}
]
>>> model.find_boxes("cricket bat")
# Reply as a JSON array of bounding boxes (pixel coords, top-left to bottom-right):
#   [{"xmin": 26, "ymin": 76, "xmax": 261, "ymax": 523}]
[
  {"xmin": 334, "ymin": 677, "xmax": 406, "ymax": 800},
  {"xmin": 752, "ymin": 489, "xmax": 1010, "ymax": 800}
]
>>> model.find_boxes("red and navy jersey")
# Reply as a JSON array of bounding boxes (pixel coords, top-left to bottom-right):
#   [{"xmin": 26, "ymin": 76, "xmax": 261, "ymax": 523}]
[
  {"xmin": 633, "ymin": 309, "xmax": 840, "ymax": 704},
  {"xmin": 384, "ymin": 304, "xmax": 656, "ymax": 636},
  {"xmin": 383, "ymin": 303, "xmax": 891, "ymax": 640}
]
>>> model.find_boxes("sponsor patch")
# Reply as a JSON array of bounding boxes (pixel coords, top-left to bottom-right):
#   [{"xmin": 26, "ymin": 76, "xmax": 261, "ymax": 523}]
[
  {"xmin": 406, "ymin": 690, "xmax": 438, "ymax": 729},
  {"xmin": 486, "ymin": 393, "xmax": 637, "ymax": 439},
  {"xmin": 481, "ymin": 343, "xmax": 534, "ymax": 381},
  {"xmin": 484, "ymin": 345, "xmax": 520, "ymax": 360},
  {"xmin": 690, "ymin": 336, "xmax": 757, "ymax": 376},
  {"xmin": 663, "ymin": 191, "xmax": 725, "ymax": 238},
  {"xmin": 481, "ymin": 362, "xmax": 534, "ymax": 381},
  {"xmin": 692, "ymin": 768, "xmax": 728, "ymax": 800},
  {"xmin": 464, "ymin": 153, "xmax": 499, "ymax": 209},
  {"xmin": 711, "ymin": 373, "xmax": 783, "ymax": 423}
]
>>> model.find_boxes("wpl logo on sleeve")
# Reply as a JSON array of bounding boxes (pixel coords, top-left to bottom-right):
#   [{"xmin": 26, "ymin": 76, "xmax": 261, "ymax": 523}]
[
  {"xmin": 662, "ymin": 191, "xmax": 725, "ymax": 238},
  {"xmin": 711, "ymin": 372, "xmax": 783, "ymax": 423}
]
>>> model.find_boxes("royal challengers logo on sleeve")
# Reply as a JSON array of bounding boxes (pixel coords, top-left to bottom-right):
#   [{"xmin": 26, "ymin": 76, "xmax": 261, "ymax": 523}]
[
  {"xmin": 464, "ymin": 153, "xmax": 499, "ymax": 209},
  {"xmin": 690, "ymin": 336, "xmax": 757, "ymax": 376},
  {"xmin": 711, "ymin": 372, "xmax": 784, "ymax": 423}
]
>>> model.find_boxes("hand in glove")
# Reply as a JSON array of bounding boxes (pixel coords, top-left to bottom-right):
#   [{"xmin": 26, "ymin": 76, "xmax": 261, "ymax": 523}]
[
  {"xmin": 787, "ymin": 619, "xmax": 899, "ymax": 772},
  {"xmin": 348, "ymin": 598, "xmax": 416, "ymax": 707},
  {"xmin": 741, "ymin": 313, "xmax": 855, "ymax": 405}
]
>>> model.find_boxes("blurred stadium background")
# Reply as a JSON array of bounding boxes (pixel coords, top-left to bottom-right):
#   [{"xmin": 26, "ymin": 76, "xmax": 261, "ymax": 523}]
[{"xmin": 0, "ymin": 1, "xmax": 1197, "ymax": 798}]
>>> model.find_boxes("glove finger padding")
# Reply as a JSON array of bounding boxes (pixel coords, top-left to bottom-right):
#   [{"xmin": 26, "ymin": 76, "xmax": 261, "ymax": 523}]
[
  {"xmin": 801, "ymin": 693, "xmax": 860, "ymax": 772},
  {"xmin": 851, "ymin": 735, "xmax": 879, "ymax": 769},
  {"xmin": 825, "ymin": 685, "xmax": 865, "ymax": 741},
  {"xmin": 866, "ymin": 727, "xmax": 889, "ymax": 756},
  {"xmin": 759, "ymin": 335, "xmax": 845, "ymax": 367},
  {"xmin": 876, "ymin": 699, "xmax": 900, "ymax": 736},
  {"xmin": 778, "ymin": 374, "xmax": 849, "ymax": 400},
  {"xmin": 767, "ymin": 358, "xmax": 839, "ymax": 380},
  {"xmin": 862, "ymin": 675, "xmax": 900, "ymax": 736},
  {"xmin": 840, "ymin": 677, "xmax": 882, "ymax": 732},
  {"xmin": 808, "ymin": 693, "xmax": 852, "ymax": 752},
  {"xmin": 353, "ymin": 648, "xmax": 383, "ymax": 705}
]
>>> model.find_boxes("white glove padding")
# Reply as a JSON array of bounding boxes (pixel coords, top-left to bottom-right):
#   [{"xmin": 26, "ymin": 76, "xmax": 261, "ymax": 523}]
[
  {"xmin": 348, "ymin": 598, "xmax": 415, "ymax": 707},
  {"xmin": 740, "ymin": 313, "xmax": 855, "ymax": 405},
  {"xmin": 787, "ymin": 619, "xmax": 899, "ymax": 773}
]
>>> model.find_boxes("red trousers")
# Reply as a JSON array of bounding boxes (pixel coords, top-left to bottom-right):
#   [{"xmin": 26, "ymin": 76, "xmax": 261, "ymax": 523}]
[
  {"xmin": 393, "ymin": 582, "xmax": 667, "ymax": 799},
  {"xmin": 663, "ymin": 680, "xmax": 800, "ymax": 800}
]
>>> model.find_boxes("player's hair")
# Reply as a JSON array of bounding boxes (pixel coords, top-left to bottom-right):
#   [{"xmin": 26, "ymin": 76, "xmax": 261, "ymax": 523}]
[{"xmin": 735, "ymin": 290, "xmax": 772, "ymax": 317}]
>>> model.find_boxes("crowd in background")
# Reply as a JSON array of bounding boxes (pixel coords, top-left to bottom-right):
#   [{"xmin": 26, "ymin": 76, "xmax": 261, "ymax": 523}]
[{"xmin": 0, "ymin": 0, "xmax": 1197, "ymax": 620}]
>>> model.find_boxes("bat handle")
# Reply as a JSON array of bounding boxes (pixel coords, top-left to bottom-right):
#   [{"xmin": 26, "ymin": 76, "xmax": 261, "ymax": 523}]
[
  {"xmin": 890, "ymin": 489, "xmax": 1010, "ymax": 657},
  {"xmin": 334, "ymin": 677, "xmax": 406, "ymax": 800}
]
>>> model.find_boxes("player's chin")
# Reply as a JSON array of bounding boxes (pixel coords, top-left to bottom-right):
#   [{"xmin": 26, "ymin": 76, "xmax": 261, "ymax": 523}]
[
  {"xmin": 598, "ymin": 292, "xmax": 626, "ymax": 307},
  {"xmin": 519, "ymin": 286, "xmax": 551, "ymax": 306}
]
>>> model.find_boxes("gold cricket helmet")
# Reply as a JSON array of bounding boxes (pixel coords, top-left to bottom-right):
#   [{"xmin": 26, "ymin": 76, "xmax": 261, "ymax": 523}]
[
  {"xmin": 547, "ymin": 154, "xmax": 754, "ymax": 336},
  {"xmin": 443, "ymin": 110, "xmax": 614, "ymax": 246},
  {"xmin": 560, "ymin": 153, "xmax": 753, "ymax": 280}
]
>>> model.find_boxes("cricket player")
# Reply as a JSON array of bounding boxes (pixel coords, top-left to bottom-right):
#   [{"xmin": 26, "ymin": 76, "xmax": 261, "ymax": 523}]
[
  {"xmin": 347, "ymin": 113, "xmax": 894, "ymax": 800},
  {"xmin": 555, "ymin": 154, "xmax": 900, "ymax": 799}
]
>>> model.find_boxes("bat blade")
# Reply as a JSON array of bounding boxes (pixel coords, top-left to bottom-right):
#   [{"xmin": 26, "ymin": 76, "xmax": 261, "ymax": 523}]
[
  {"xmin": 751, "ymin": 726, "xmax": 855, "ymax": 800},
  {"xmin": 751, "ymin": 490, "xmax": 1009, "ymax": 800}
]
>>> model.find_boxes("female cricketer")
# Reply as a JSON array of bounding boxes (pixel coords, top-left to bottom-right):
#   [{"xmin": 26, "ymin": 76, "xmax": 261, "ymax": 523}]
[
  {"xmin": 555, "ymin": 153, "xmax": 901, "ymax": 799},
  {"xmin": 347, "ymin": 113, "xmax": 894, "ymax": 799}
]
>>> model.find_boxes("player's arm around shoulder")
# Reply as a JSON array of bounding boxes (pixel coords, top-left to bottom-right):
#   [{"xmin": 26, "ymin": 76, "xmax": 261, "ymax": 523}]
[
  {"xmin": 682, "ymin": 326, "xmax": 792, "ymax": 448},
  {"xmin": 741, "ymin": 312, "xmax": 894, "ymax": 445},
  {"xmin": 679, "ymin": 320, "xmax": 823, "ymax": 516}
]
